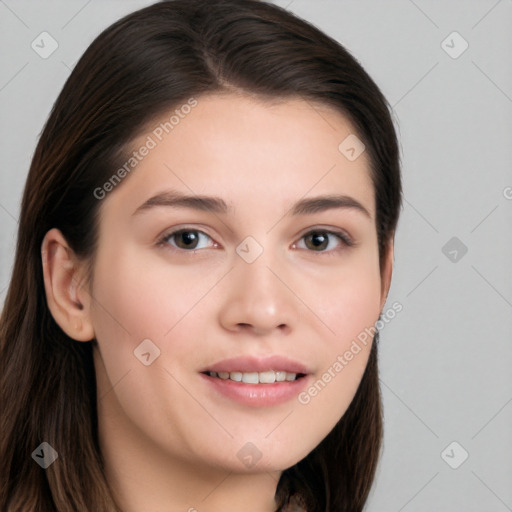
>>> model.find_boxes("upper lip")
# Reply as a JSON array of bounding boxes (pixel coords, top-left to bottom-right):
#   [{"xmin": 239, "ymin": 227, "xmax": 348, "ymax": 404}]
[{"xmin": 200, "ymin": 355, "xmax": 310, "ymax": 375}]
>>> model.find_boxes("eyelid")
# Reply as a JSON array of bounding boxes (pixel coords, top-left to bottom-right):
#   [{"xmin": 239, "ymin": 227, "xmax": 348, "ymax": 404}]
[
  {"xmin": 297, "ymin": 226, "xmax": 355, "ymax": 246},
  {"xmin": 157, "ymin": 225, "xmax": 355, "ymax": 253},
  {"xmin": 157, "ymin": 226, "xmax": 217, "ymax": 251},
  {"xmin": 293, "ymin": 228, "xmax": 355, "ymax": 255}
]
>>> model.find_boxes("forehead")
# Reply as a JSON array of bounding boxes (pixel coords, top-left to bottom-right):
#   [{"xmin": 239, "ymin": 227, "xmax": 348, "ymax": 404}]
[{"xmin": 100, "ymin": 93, "xmax": 375, "ymax": 220}]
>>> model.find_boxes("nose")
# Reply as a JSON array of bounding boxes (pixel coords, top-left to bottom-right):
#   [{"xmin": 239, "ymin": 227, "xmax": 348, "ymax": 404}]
[{"xmin": 217, "ymin": 249, "xmax": 301, "ymax": 337}]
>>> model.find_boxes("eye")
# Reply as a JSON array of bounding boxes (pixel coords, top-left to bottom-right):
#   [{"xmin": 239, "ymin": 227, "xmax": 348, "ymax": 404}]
[
  {"xmin": 159, "ymin": 228, "xmax": 217, "ymax": 251},
  {"xmin": 158, "ymin": 227, "xmax": 354, "ymax": 254},
  {"xmin": 294, "ymin": 229, "xmax": 354, "ymax": 253}
]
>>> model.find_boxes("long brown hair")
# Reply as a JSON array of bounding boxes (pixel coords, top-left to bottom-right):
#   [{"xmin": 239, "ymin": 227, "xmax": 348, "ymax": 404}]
[{"xmin": 0, "ymin": 1, "xmax": 402, "ymax": 510}]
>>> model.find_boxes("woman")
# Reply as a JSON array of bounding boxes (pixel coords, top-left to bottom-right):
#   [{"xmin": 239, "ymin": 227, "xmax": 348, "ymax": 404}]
[{"xmin": 0, "ymin": 0, "xmax": 402, "ymax": 510}]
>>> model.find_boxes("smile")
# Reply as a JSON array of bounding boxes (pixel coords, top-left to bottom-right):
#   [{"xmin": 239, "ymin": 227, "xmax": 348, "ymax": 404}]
[{"xmin": 204, "ymin": 370, "xmax": 305, "ymax": 384}]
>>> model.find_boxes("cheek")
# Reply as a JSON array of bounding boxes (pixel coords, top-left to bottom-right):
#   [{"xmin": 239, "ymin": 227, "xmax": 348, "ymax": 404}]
[
  {"xmin": 328, "ymin": 272, "xmax": 382, "ymax": 347},
  {"xmin": 90, "ymin": 246, "xmax": 212, "ymax": 342},
  {"xmin": 307, "ymin": 248, "xmax": 383, "ymax": 349},
  {"xmin": 292, "ymin": 253, "xmax": 382, "ymax": 439},
  {"xmin": 89, "ymin": 250, "xmax": 214, "ymax": 449},
  {"xmin": 88, "ymin": 247, "xmax": 224, "ymax": 393}
]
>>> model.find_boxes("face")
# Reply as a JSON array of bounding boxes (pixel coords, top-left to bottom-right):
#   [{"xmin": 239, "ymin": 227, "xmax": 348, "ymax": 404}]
[{"xmin": 87, "ymin": 93, "xmax": 390, "ymax": 474}]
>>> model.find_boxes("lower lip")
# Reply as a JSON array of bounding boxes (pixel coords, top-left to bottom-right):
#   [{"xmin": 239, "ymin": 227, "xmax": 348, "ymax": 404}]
[{"xmin": 200, "ymin": 373, "xmax": 311, "ymax": 407}]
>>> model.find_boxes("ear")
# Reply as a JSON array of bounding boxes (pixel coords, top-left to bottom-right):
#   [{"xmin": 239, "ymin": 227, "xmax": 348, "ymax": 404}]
[
  {"xmin": 379, "ymin": 236, "xmax": 394, "ymax": 311},
  {"xmin": 41, "ymin": 228, "xmax": 95, "ymax": 342}
]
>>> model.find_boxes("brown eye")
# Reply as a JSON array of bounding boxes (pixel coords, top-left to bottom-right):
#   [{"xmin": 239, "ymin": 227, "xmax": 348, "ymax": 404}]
[
  {"xmin": 304, "ymin": 231, "xmax": 329, "ymax": 251},
  {"xmin": 162, "ymin": 229, "xmax": 214, "ymax": 251},
  {"xmin": 174, "ymin": 230, "xmax": 200, "ymax": 249},
  {"xmin": 297, "ymin": 229, "xmax": 353, "ymax": 253}
]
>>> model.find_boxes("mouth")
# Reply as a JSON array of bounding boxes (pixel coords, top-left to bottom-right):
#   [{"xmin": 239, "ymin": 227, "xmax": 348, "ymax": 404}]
[
  {"xmin": 201, "ymin": 370, "xmax": 307, "ymax": 384},
  {"xmin": 199, "ymin": 355, "xmax": 311, "ymax": 407}
]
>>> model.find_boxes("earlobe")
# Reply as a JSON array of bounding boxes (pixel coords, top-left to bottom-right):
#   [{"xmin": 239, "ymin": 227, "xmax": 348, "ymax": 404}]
[{"xmin": 41, "ymin": 228, "xmax": 95, "ymax": 342}]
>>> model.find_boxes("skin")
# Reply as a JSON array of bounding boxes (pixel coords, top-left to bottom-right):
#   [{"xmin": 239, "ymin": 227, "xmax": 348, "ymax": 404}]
[{"xmin": 42, "ymin": 93, "xmax": 393, "ymax": 512}]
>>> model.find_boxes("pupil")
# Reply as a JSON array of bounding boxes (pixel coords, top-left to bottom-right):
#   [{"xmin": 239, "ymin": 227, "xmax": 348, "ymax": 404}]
[
  {"xmin": 309, "ymin": 232, "xmax": 327, "ymax": 250},
  {"xmin": 181, "ymin": 231, "xmax": 197, "ymax": 247}
]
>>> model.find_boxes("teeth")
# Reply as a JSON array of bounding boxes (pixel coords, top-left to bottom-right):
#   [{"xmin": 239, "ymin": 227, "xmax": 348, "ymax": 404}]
[
  {"xmin": 275, "ymin": 371, "xmax": 286, "ymax": 382},
  {"xmin": 208, "ymin": 370, "xmax": 301, "ymax": 384},
  {"xmin": 241, "ymin": 372, "xmax": 259, "ymax": 384},
  {"xmin": 259, "ymin": 371, "xmax": 276, "ymax": 384}
]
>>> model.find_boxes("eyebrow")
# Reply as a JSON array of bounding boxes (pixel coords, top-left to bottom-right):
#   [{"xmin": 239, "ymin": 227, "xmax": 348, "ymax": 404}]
[{"xmin": 132, "ymin": 190, "xmax": 371, "ymax": 218}]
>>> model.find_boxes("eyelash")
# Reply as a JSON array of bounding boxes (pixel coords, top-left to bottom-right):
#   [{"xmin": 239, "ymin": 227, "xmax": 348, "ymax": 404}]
[{"xmin": 157, "ymin": 227, "xmax": 355, "ymax": 255}]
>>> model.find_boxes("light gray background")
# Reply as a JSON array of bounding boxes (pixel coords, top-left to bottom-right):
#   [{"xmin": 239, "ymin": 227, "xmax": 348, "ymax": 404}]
[{"xmin": 1, "ymin": 1, "xmax": 511, "ymax": 510}]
